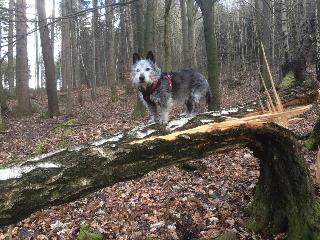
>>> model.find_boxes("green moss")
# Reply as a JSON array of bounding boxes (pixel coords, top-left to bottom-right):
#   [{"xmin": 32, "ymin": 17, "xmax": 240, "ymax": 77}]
[
  {"xmin": 280, "ymin": 71, "xmax": 295, "ymax": 90},
  {"xmin": 213, "ymin": 231, "xmax": 237, "ymax": 240},
  {"xmin": 132, "ymin": 99, "xmax": 147, "ymax": 119},
  {"xmin": 305, "ymin": 133, "xmax": 317, "ymax": 150},
  {"xmin": 302, "ymin": 79, "xmax": 313, "ymax": 88},
  {"xmin": 62, "ymin": 117, "xmax": 77, "ymax": 127},
  {"xmin": 31, "ymin": 142, "xmax": 45, "ymax": 156},
  {"xmin": 77, "ymin": 224, "xmax": 104, "ymax": 240},
  {"xmin": 244, "ymin": 186, "xmax": 270, "ymax": 232},
  {"xmin": 58, "ymin": 128, "xmax": 72, "ymax": 148},
  {"xmin": 145, "ymin": 237, "xmax": 158, "ymax": 240},
  {"xmin": 286, "ymin": 200, "xmax": 320, "ymax": 240}
]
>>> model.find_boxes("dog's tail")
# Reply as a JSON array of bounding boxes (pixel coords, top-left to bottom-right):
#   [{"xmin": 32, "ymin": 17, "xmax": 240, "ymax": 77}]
[{"xmin": 206, "ymin": 89, "xmax": 212, "ymax": 110}]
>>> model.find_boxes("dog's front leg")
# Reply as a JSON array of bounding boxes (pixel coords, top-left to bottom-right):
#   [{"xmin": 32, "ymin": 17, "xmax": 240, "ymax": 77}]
[
  {"xmin": 146, "ymin": 102, "xmax": 158, "ymax": 123},
  {"xmin": 159, "ymin": 97, "xmax": 173, "ymax": 124}
]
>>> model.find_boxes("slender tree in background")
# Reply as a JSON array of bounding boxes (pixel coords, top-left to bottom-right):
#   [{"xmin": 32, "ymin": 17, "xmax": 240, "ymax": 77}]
[
  {"xmin": 281, "ymin": 0, "xmax": 289, "ymax": 64},
  {"xmin": 35, "ymin": 19, "xmax": 40, "ymax": 90},
  {"xmin": 61, "ymin": 0, "xmax": 73, "ymax": 115},
  {"xmin": 164, "ymin": 0, "xmax": 173, "ymax": 71},
  {"xmin": 196, "ymin": 0, "xmax": 220, "ymax": 111},
  {"xmin": 7, "ymin": 0, "xmax": 14, "ymax": 97},
  {"xmin": 255, "ymin": 0, "xmax": 272, "ymax": 88},
  {"xmin": 36, "ymin": 0, "xmax": 60, "ymax": 117},
  {"xmin": 132, "ymin": 0, "xmax": 147, "ymax": 118},
  {"xmin": 105, "ymin": 0, "xmax": 116, "ymax": 89},
  {"xmin": 187, "ymin": 0, "xmax": 196, "ymax": 67},
  {"xmin": 179, "ymin": 0, "xmax": 189, "ymax": 68},
  {"xmin": 51, "ymin": 0, "xmax": 55, "ymax": 54},
  {"xmin": 91, "ymin": 0, "xmax": 98, "ymax": 99},
  {"xmin": 0, "ymin": 24, "xmax": 7, "ymax": 111},
  {"xmin": 144, "ymin": 0, "xmax": 155, "ymax": 52},
  {"xmin": 132, "ymin": 0, "xmax": 144, "ymax": 55},
  {"xmin": 317, "ymin": 0, "xmax": 320, "ymax": 81},
  {"xmin": 119, "ymin": 0, "xmax": 129, "ymax": 83},
  {"xmin": 16, "ymin": 0, "xmax": 31, "ymax": 116}
]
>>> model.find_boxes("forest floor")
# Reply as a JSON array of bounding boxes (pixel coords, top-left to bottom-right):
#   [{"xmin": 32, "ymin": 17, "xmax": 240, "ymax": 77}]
[{"xmin": 0, "ymin": 74, "xmax": 319, "ymax": 240}]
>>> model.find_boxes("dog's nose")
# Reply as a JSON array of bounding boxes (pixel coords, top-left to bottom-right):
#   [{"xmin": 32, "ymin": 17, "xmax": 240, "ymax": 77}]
[{"xmin": 139, "ymin": 75, "xmax": 145, "ymax": 82}]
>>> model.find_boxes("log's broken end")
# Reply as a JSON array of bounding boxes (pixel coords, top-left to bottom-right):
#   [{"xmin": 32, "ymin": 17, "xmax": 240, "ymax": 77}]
[{"xmin": 130, "ymin": 105, "xmax": 312, "ymax": 144}]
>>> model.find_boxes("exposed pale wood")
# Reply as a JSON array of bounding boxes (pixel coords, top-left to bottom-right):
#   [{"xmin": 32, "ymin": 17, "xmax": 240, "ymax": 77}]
[
  {"xmin": 261, "ymin": 42, "xmax": 284, "ymax": 112},
  {"xmin": 259, "ymin": 68, "xmax": 276, "ymax": 112},
  {"xmin": 131, "ymin": 105, "xmax": 311, "ymax": 144}
]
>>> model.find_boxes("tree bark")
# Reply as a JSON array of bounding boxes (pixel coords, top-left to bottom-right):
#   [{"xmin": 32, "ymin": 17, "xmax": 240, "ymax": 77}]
[
  {"xmin": 8, "ymin": 0, "xmax": 15, "ymax": 97},
  {"xmin": 15, "ymin": 0, "xmax": 31, "ymax": 116},
  {"xmin": 179, "ymin": 0, "xmax": 189, "ymax": 68},
  {"xmin": 132, "ymin": 0, "xmax": 144, "ymax": 55},
  {"xmin": 144, "ymin": 0, "xmax": 155, "ymax": 52},
  {"xmin": 187, "ymin": 0, "xmax": 196, "ymax": 67},
  {"xmin": 195, "ymin": 0, "xmax": 220, "ymax": 111},
  {"xmin": 105, "ymin": 0, "xmax": 116, "ymax": 89},
  {"xmin": 119, "ymin": 0, "xmax": 128, "ymax": 83},
  {"xmin": 255, "ymin": 0, "xmax": 272, "ymax": 88},
  {"xmin": 36, "ymin": 0, "xmax": 60, "ymax": 117},
  {"xmin": 317, "ymin": 0, "xmax": 320, "ymax": 81},
  {"xmin": 164, "ymin": 0, "xmax": 173, "ymax": 71}
]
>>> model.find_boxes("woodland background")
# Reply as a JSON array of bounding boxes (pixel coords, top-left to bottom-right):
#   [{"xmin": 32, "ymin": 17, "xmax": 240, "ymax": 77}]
[{"xmin": 0, "ymin": 0, "xmax": 319, "ymax": 239}]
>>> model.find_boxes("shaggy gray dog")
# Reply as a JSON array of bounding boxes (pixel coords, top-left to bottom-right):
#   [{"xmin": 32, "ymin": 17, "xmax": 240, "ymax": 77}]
[{"xmin": 131, "ymin": 51, "xmax": 211, "ymax": 123}]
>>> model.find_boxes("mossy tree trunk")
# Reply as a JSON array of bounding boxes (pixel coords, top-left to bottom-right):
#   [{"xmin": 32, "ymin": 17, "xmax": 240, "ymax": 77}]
[
  {"xmin": 246, "ymin": 126, "xmax": 320, "ymax": 239},
  {"xmin": 195, "ymin": 0, "xmax": 220, "ymax": 111}
]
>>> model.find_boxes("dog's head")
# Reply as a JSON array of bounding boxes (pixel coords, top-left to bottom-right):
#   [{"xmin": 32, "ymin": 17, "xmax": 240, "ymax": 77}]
[{"xmin": 131, "ymin": 51, "xmax": 161, "ymax": 89}]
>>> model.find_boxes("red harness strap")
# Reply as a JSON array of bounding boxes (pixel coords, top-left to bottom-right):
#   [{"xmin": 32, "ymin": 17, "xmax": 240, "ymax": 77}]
[
  {"xmin": 163, "ymin": 73, "xmax": 173, "ymax": 90},
  {"xmin": 142, "ymin": 73, "xmax": 173, "ymax": 103}
]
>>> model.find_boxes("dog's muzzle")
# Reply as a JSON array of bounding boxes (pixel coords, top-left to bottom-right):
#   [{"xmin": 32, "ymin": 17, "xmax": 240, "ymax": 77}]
[{"xmin": 139, "ymin": 75, "xmax": 145, "ymax": 83}]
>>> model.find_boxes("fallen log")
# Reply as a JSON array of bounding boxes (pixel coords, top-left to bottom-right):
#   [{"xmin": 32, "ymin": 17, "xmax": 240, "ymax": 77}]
[{"xmin": 0, "ymin": 103, "xmax": 319, "ymax": 239}]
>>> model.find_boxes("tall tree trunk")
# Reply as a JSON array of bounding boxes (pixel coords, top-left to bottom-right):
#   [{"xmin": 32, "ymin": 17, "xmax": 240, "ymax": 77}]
[
  {"xmin": 51, "ymin": 0, "xmax": 55, "ymax": 55},
  {"xmin": 61, "ymin": 0, "xmax": 72, "ymax": 114},
  {"xmin": 119, "ymin": 0, "xmax": 128, "ymax": 83},
  {"xmin": 16, "ymin": 0, "xmax": 31, "ymax": 116},
  {"xmin": 92, "ymin": 0, "xmax": 101, "ymax": 87},
  {"xmin": 179, "ymin": 0, "xmax": 189, "ymax": 68},
  {"xmin": 164, "ymin": 0, "xmax": 173, "ymax": 71},
  {"xmin": 132, "ymin": 0, "xmax": 144, "ymax": 55},
  {"xmin": 35, "ymin": 20, "xmax": 40, "ymax": 90},
  {"xmin": 316, "ymin": 0, "xmax": 320, "ymax": 81},
  {"xmin": 196, "ymin": 0, "xmax": 220, "ymax": 111},
  {"xmin": 105, "ymin": 0, "xmax": 116, "ymax": 92},
  {"xmin": 131, "ymin": 0, "xmax": 146, "ymax": 117},
  {"xmin": 36, "ymin": 0, "xmax": 60, "ymax": 117},
  {"xmin": 91, "ymin": 0, "xmax": 98, "ymax": 99},
  {"xmin": 144, "ymin": 0, "xmax": 155, "ymax": 52},
  {"xmin": 8, "ymin": 0, "xmax": 14, "ymax": 97},
  {"xmin": 255, "ymin": 0, "xmax": 272, "ymax": 88},
  {"xmin": 187, "ymin": 0, "xmax": 196, "ymax": 67},
  {"xmin": 0, "ymin": 23, "xmax": 7, "ymax": 111},
  {"xmin": 281, "ymin": 0, "xmax": 290, "ymax": 64}
]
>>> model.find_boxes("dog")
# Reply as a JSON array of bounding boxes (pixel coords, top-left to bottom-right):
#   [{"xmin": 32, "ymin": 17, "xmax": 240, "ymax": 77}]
[{"xmin": 131, "ymin": 51, "xmax": 211, "ymax": 123}]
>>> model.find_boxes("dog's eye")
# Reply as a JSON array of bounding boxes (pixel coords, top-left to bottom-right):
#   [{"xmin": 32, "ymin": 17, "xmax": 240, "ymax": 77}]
[
  {"xmin": 136, "ymin": 69, "xmax": 140, "ymax": 72},
  {"xmin": 146, "ymin": 68, "xmax": 150, "ymax": 71}
]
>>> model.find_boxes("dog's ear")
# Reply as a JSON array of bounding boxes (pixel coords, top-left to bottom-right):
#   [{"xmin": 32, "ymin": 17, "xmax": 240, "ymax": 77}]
[
  {"xmin": 133, "ymin": 53, "xmax": 141, "ymax": 64},
  {"xmin": 146, "ymin": 51, "xmax": 155, "ymax": 64}
]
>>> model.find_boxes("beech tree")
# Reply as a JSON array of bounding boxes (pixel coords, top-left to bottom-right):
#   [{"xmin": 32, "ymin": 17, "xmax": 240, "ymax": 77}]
[
  {"xmin": 36, "ymin": 0, "xmax": 60, "ymax": 117},
  {"xmin": 195, "ymin": 0, "xmax": 220, "ymax": 111},
  {"xmin": 15, "ymin": 0, "xmax": 31, "ymax": 116}
]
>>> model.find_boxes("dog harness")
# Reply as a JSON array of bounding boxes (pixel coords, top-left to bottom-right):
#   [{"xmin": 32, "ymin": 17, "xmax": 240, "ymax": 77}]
[{"xmin": 142, "ymin": 73, "xmax": 173, "ymax": 103}]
